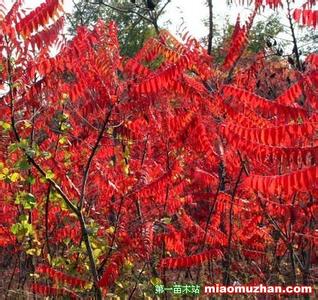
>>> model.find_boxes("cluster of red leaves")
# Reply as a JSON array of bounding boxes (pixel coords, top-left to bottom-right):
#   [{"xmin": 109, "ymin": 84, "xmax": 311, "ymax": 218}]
[
  {"xmin": 0, "ymin": 0, "xmax": 318, "ymax": 298},
  {"xmin": 160, "ymin": 249, "xmax": 223, "ymax": 269},
  {"xmin": 16, "ymin": 0, "xmax": 63, "ymax": 37},
  {"xmin": 36, "ymin": 264, "xmax": 88, "ymax": 288},
  {"xmin": 223, "ymin": 16, "xmax": 248, "ymax": 71},
  {"xmin": 98, "ymin": 252, "xmax": 127, "ymax": 288},
  {"xmin": 293, "ymin": 0, "xmax": 318, "ymax": 28}
]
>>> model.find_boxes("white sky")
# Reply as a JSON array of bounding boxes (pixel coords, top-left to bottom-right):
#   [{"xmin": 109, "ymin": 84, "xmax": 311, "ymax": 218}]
[
  {"xmin": 161, "ymin": 0, "xmax": 249, "ymax": 39},
  {"xmin": 3, "ymin": 0, "xmax": 313, "ymax": 44}
]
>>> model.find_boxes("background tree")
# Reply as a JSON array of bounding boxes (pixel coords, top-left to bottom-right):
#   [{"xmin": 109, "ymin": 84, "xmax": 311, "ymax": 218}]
[
  {"xmin": 68, "ymin": 0, "xmax": 171, "ymax": 57},
  {"xmin": 248, "ymin": 14, "xmax": 284, "ymax": 53},
  {"xmin": 208, "ymin": 14, "xmax": 284, "ymax": 65},
  {"xmin": 206, "ymin": 0, "xmax": 214, "ymax": 55},
  {"xmin": 298, "ymin": 28, "xmax": 318, "ymax": 55}
]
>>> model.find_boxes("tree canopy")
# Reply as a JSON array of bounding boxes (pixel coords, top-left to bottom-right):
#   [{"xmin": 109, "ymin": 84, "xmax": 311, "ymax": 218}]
[{"xmin": 68, "ymin": 0, "xmax": 171, "ymax": 56}]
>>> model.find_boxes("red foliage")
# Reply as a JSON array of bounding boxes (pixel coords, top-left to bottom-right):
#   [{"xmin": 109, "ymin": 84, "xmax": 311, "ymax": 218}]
[
  {"xmin": 160, "ymin": 249, "xmax": 223, "ymax": 269},
  {"xmin": 98, "ymin": 252, "xmax": 127, "ymax": 288},
  {"xmin": 36, "ymin": 264, "xmax": 89, "ymax": 288},
  {"xmin": 0, "ymin": 0, "xmax": 318, "ymax": 298}
]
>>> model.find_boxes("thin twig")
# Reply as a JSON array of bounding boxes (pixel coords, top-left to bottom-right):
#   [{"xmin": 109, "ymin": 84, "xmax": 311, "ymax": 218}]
[{"xmin": 78, "ymin": 105, "xmax": 114, "ymax": 210}]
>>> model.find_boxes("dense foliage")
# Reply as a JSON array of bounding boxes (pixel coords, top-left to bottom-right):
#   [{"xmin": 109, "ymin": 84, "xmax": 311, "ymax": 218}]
[{"xmin": 0, "ymin": 0, "xmax": 318, "ymax": 299}]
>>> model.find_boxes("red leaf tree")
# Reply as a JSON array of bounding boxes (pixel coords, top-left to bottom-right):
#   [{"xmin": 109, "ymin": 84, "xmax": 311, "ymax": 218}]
[{"xmin": 0, "ymin": 0, "xmax": 318, "ymax": 298}]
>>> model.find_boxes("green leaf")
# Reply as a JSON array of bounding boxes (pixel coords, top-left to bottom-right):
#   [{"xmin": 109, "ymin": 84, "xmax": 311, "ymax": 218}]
[
  {"xmin": 2, "ymin": 167, "xmax": 9, "ymax": 175},
  {"xmin": 11, "ymin": 223, "xmax": 20, "ymax": 235},
  {"xmin": 123, "ymin": 259, "xmax": 134, "ymax": 270},
  {"xmin": 0, "ymin": 121, "xmax": 11, "ymax": 131},
  {"xmin": 40, "ymin": 177, "xmax": 47, "ymax": 183},
  {"xmin": 8, "ymin": 143, "xmax": 19, "ymax": 153},
  {"xmin": 42, "ymin": 151, "xmax": 52, "ymax": 159},
  {"xmin": 161, "ymin": 217, "xmax": 171, "ymax": 225},
  {"xmin": 11, "ymin": 217, "xmax": 34, "ymax": 238},
  {"xmin": 18, "ymin": 139, "xmax": 29, "ymax": 149},
  {"xmin": 45, "ymin": 170, "xmax": 55, "ymax": 180},
  {"xmin": 26, "ymin": 248, "xmax": 41, "ymax": 256},
  {"xmin": 26, "ymin": 175, "xmax": 36, "ymax": 185},
  {"xmin": 16, "ymin": 159, "xmax": 30, "ymax": 170},
  {"xmin": 61, "ymin": 123, "xmax": 71, "ymax": 131},
  {"xmin": 9, "ymin": 172, "xmax": 20, "ymax": 182},
  {"xmin": 51, "ymin": 256, "xmax": 65, "ymax": 268},
  {"xmin": 24, "ymin": 193, "xmax": 36, "ymax": 209},
  {"xmin": 59, "ymin": 136, "xmax": 68, "ymax": 145},
  {"xmin": 115, "ymin": 281, "xmax": 124, "ymax": 289},
  {"xmin": 93, "ymin": 248, "xmax": 102, "ymax": 259},
  {"xmin": 150, "ymin": 277, "xmax": 162, "ymax": 286},
  {"xmin": 15, "ymin": 192, "xmax": 36, "ymax": 209},
  {"xmin": 19, "ymin": 214, "xmax": 28, "ymax": 222}
]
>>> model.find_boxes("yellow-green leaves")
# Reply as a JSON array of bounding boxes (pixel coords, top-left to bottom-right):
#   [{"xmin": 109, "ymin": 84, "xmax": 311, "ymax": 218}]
[
  {"xmin": 15, "ymin": 191, "xmax": 36, "ymax": 209},
  {"xmin": 0, "ymin": 121, "xmax": 11, "ymax": 131},
  {"xmin": 123, "ymin": 259, "xmax": 134, "ymax": 271},
  {"xmin": 11, "ymin": 215, "xmax": 34, "ymax": 239},
  {"xmin": 26, "ymin": 248, "xmax": 41, "ymax": 256},
  {"xmin": 0, "ymin": 166, "xmax": 9, "ymax": 181},
  {"xmin": 59, "ymin": 136, "xmax": 69, "ymax": 145},
  {"xmin": 10, "ymin": 172, "xmax": 21, "ymax": 182},
  {"xmin": 15, "ymin": 159, "xmax": 30, "ymax": 170},
  {"xmin": 150, "ymin": 277, "xmax": 163, "ymax": 286},
  {"xmin": 45, "ymin": 169, "xmax": 55, "ymax": 180},
  {"xmin": 0, "ymin": 166, "xmax": 22, "ymax": 183}
]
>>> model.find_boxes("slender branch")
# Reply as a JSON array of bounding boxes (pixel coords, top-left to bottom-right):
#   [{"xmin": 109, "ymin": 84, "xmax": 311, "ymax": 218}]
[
  {"xmin": 7, "ymin": 254, "xmax": 18, "ymax": 295},
  {"xmin": 201, "ymin": 186, "xmax": 221, "ymax": 251},
  {"xmin": 128, "ymin": 263, "xmax": 147, "ymax": 300},
  {"xmin": 207, "ymin": 0, "xmax": 214, "ymax": 55},
  {"xmin": 44, "ymin": 187, "xmax": 52, "ymax": 257},
  {"xmin": 157, "ymin": 0, "xmax": 171, "ymax": 17},
  {"xmin": 78, "ymin": 214, "xmax": 102, "ymax": 299},
  {"xmin": 223, "ymin": 165, "xmax": 244, "ymax": 287},
  {"xmin": 71, "ymin": 0, "xmax": 87, "ymax": 26},
  {"xmin": 98, "ymin": 196, "xmax": 125, "ymax": 275},
  {"xmin": 286, "ymin": 0, "xmax": 302, "ymax": 71},
  {"xmin": 195, "ymin": 183, "xmax": 221, "ymax": 283},
  {"xmin": 78, "ymin": 105, "xmax": 114, "ymax": 210},
  {"xmin": 302, "ymin": 194, "xmax": 314, "ymax": 293},
  {"xmin": 89, "ymin": 1, "xmax": 153, "ymax": 24},
  {"xmin": 45, "ymin": 106, "xmax": 65, "ymax": 258},
  {"xmin": 140, "ymin": 134, "xmax": 148, "ymax": 167},
  {"xmin": 288, "ymin": 193, "xmax": 297, "ymax": 284},
  {"xmin": 258, "ymin": 198, "xmax": 288, "ymax": 243}
]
